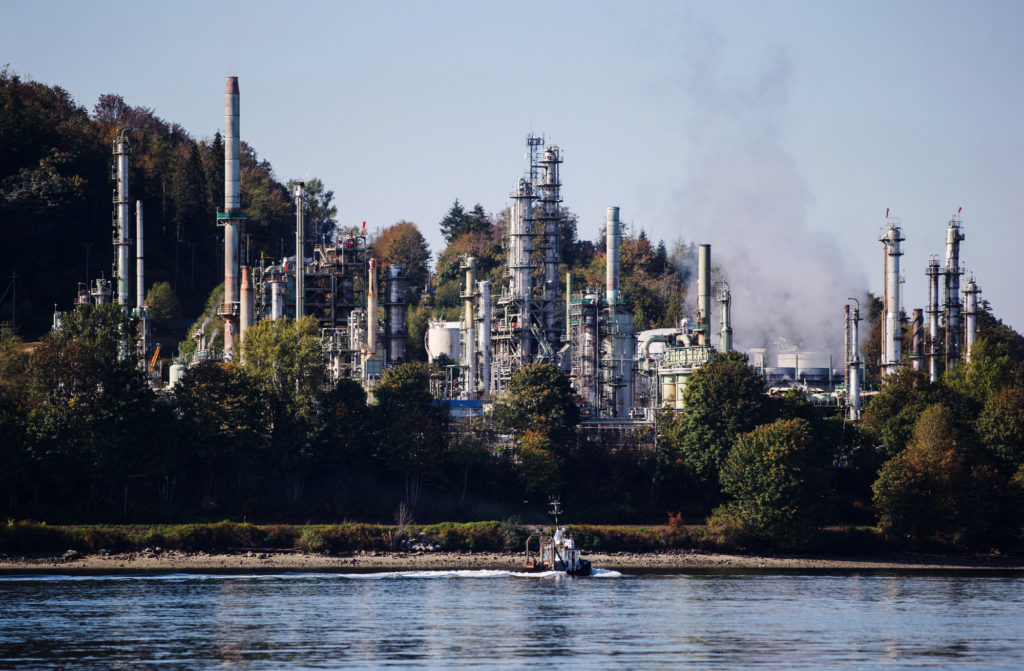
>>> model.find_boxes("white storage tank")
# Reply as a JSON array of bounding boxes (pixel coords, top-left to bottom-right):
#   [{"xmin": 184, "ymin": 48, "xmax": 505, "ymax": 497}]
[
  {"xmin": 169, "ymin": 363, "xmax": 186, "ymax": 388},
  {"xmin": 425, "ymin": 320, "xmax": 462, "ymax": 363}
]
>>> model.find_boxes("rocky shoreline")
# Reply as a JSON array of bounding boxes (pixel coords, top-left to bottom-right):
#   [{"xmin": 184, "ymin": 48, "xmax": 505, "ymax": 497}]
[{"xmin": 2, "ymin": 548, "xmax": 1022, "ymax": 573}]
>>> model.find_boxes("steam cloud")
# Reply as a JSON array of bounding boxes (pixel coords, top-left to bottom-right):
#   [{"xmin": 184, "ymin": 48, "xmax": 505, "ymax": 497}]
[{"xmin": 673, "ymin": 50, "xmax": 867, "ymax": 360}]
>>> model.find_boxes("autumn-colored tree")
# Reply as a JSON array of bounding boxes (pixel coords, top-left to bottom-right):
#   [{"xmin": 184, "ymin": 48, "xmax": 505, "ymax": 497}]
[{"xmin": 372, "ymin": 221, "xmax": 431, "ymax": 289}]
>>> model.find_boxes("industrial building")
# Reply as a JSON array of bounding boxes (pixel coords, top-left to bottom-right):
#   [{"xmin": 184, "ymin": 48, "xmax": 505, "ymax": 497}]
[{"xmin": 61, "ymin": 76, "xmax": 988, "ymax": 427}]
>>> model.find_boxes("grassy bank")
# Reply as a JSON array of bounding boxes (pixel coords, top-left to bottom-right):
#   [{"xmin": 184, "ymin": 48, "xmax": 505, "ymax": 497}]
[{"xmin": 0, "ymin": 519, "xmax": 911, "ymax": 557}]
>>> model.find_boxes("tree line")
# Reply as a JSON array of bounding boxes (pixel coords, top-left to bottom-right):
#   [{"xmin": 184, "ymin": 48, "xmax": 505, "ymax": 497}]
[{"xmin": 3, "ymin": 302, "xmax": 1023, "ymax": 552}]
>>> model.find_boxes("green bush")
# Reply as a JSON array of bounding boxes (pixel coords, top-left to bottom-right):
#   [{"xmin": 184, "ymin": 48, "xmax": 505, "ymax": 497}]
[
  {"xmin": 162, "ymin": 521, "xmax": 265, "ymax": 551},
  {"xmin": 0, "ymin": 520, "xmax": 71, "ymax": 554},
  {"xmin": 298, "ymin": 526, "xmax": 327, "ymax": 553},
  {"xmin": 316, "ymin": 524, "xmax": 391, "ymax": 553},
  {"xmin": 420, "ymin": 521, "xmax": 526, "ymax": 551}
]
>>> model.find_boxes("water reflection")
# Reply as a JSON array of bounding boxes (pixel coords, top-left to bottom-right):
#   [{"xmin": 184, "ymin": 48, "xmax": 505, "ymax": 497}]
[{"xmin": 0, "ymin": 571, "xmax": 1022, "ymax": 669}]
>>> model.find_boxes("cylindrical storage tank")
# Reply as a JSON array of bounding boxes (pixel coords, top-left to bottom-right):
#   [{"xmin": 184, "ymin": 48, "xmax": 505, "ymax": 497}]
[
  {"xmin": 270, "ymin": 279, "xmax": 285, "ymax": 320},
  {"xmin": 169, "ymin": 363, "xmax": 186, "ymax": 388},
  {"xmin": 660, "ymin": 374, "xmax": 676, "ymax": 407},
  {"xmin": 425, "ymin": 320, "xmax": 462, "ymax": 363}
]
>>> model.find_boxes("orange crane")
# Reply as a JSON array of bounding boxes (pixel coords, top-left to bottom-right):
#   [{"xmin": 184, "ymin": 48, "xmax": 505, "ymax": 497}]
[{"xmin": 148, "ymin": 344, "xmax": 161, "ymax": 372}]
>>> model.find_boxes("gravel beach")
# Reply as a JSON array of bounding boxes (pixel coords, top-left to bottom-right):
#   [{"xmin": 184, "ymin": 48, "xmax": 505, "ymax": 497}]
[{"xmin": 2, "ymin": 549, "xmax": 1022, "ymax": 573}]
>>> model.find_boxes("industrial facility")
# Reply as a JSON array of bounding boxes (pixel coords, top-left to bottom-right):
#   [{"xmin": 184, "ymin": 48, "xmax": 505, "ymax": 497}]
[{"xmin": 60, "ymin": 76, "xmax": 987, "ymax": 427}]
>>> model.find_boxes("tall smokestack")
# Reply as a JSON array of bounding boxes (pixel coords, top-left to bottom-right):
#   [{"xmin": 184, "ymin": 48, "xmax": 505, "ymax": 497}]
[
  {"xmin": 294, "ymin": 182, "xmax": 305, "ymax": 321},
  {"xmin": 605, "ymin": 206, "xmax": 620, "ymax": 306},
  {"xmin": 926, "ymin": 259, "xmax": 941, "ymax": 382},
  {"xmin": 222, "ymin": 76, "xmax": 241, "ymax": 358},
  {"xmin": 367, "ymin": 258, "xmax": 378, "ymax": 357},
  {"xmin": 135, "ymin": 201, "xmax": 144, "ymax": 310},
  {"xmin": 697, "ymin": 244, "xmax": 711, "ymax": 346},
  {"xmin": 114, "ymin": 130, "xmax": 131, "ymax": 308},
  {"xmin": 879, "ymin": 223, "xmax": 903, "ymax": 376}
]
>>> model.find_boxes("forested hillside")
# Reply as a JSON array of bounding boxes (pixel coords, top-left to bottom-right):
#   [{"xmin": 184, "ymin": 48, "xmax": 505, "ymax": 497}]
[{"xmin": 0, "ymin": 68, "xmax": 303, "ymax": 339}]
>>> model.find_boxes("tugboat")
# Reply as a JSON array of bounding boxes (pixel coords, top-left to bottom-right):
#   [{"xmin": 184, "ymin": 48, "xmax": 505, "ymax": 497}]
[{"xmin": 523, "ymin": 497, "xmax": 593, "ymax": 576}]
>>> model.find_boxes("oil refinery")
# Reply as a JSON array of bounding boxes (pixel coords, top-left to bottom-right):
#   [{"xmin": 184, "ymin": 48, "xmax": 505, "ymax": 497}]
[{"xmin": 61, "ymin": 76, "xmax": 986, "ymax": 428}]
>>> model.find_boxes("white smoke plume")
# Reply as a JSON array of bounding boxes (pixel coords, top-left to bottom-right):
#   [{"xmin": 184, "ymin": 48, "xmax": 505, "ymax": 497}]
[{"xmin": 672, "ymin": 49, "xmax": 867, "ymax": 361}]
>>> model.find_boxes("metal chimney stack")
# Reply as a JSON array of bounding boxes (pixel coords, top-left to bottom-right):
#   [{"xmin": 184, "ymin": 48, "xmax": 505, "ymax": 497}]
[
  {"xmin": 697, "ymin": 244, "xmax": 712, "ymax": 346},
  {"xmin": 605, "ymin": 206, "xmax": 620, "ymax": 306},
  {"xmin": 221, "ymin": 76, "xmax": 242, "ymax": 358},
  {"xmin": 879, "ymin": 222, "xmax": 904, "ymax": 376},
  {"xmin": 135, "ymin": 201, "xmax": 145, "ymax": 310},
  {"xmin": 926, "ymin": 259, "xmax": 941, "ymax": 382},
  {"xmin": 294, "ymin": 182, "xmax": 305, "ymax": 320},
  {"xmin": 845, "ymin": 300, "xmax": 861, "ymax": 420},
  {"xmin": 113, "ymin": 130, "xmax": 131, "ymax": 308}
]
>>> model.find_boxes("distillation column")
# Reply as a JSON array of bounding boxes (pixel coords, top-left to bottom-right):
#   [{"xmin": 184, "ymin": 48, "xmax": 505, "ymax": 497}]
[
  {"xmin": 963, "ymin": 277, "xmax": 981, "ymax": 363},
  {"xmin": 113, "ymin": 130, "xmax": 131, "ymax": 308},
  {"xmin": 845, "ymin": 300, "xmax": 862, "ymax": 420},
  {"xmin": 926, "ymin": 259, "xmax": 941, "ymax": 382},
  {"xmin": 509, "ymin": 179, "xmax": 533, "ymax": 302},
  {"xmin": 911, "ymin": 309, "xmax": 924, "ymax": 372},
  {"xmin": 386, "ymin": 264, "xmax": 407, "ymax": 363},
  {"xmin": 462, "ymin": 257, "xmax": 477, "ymax": 398},
  {"xmin": 537, "ymin": 146, "xmax": 562, "ymax": 343},
  {"xmin": 944, "ymin": 215, "xmax": 965, "ymax": 369},
  {"xmin": 220, "ymin": 76, "xmax": 242, "ymax": 359},
  {"xmin": 478, "ymin": 280, "xmax": 491, "ymax": 394},
  {"xmin": 294, "ymin": 181, "xmax": 305, "ymax": 320},
  {"xmin": 879, "ymin": 223, "xmax": 904, "ymax": 376},
  {"xmin": 717, "ymin": 281, "xmax": 732, "ymax": 352}
]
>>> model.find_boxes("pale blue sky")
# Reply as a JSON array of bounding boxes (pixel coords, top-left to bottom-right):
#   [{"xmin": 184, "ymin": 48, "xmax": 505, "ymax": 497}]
[{"xmin": 4, "ymin": 0, "xmax": 1022, "ymax": 349}]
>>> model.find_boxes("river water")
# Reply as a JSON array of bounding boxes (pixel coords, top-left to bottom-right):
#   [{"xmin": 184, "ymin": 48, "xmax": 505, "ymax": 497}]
[{"xmin": 1, "ymin": 569, "xmax": 1022, "ymax": 669}]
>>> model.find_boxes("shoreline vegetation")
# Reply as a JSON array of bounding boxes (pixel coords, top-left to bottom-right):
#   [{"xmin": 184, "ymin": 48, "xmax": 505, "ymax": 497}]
[{"xmin": 1, "ymin": 520, "xmax": 1020, "ymax": 573}]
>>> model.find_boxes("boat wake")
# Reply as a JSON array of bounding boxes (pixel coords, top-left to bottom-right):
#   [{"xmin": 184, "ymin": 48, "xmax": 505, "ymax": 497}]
[{"xmin": 336, "ymin": 568, "xmax": 623, "ymax": 580}]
